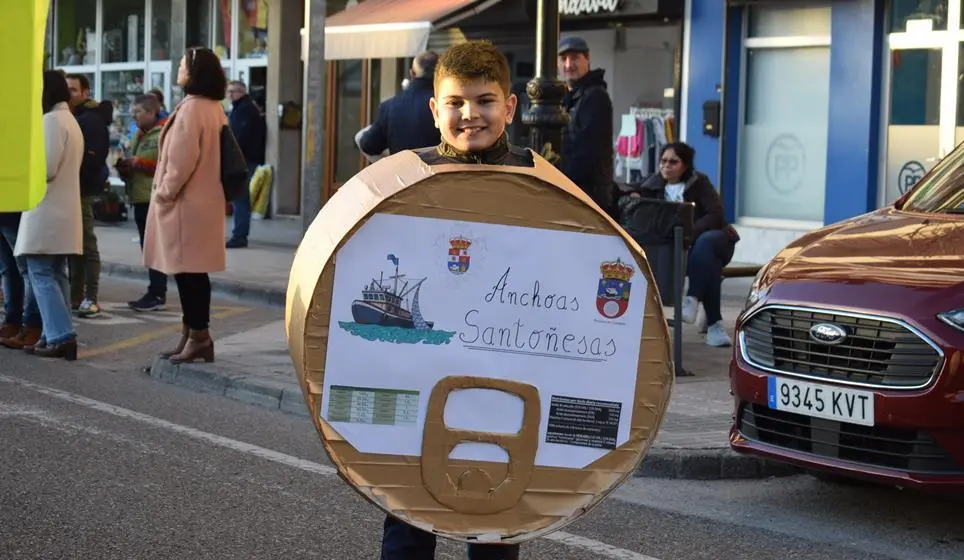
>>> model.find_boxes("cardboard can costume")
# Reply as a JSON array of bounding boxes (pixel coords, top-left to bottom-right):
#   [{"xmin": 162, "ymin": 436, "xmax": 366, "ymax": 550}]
[
  {"xmin": 0, "ymin": 0, "xmax": 49, "ymax": 212},
  {"xmin": 286, "ymin": 150, "xmax": 673, "ymax": 544}
]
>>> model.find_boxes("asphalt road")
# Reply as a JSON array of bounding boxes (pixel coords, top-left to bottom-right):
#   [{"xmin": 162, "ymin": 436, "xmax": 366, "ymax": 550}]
[{"xmin": 0, "ymin": 278, "xmax": 962, "ymax": 560}]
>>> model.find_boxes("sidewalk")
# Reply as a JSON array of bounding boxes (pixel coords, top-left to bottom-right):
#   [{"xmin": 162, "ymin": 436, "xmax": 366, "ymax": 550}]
[{"xmin": 97, "ymin": 218, "xmax": 797, "ymax": 480}]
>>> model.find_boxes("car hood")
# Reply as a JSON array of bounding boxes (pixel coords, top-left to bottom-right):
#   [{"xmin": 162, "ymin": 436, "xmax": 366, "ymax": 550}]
[{"xmin": 762, "ymin": 208, "xmax": 964, "ymax": 290}]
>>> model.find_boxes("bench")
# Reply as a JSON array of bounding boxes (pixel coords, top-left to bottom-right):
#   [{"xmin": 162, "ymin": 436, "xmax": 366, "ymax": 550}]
[{"xmin": 722, "ymin": 265, "xmax": 762, "ymax": 279}]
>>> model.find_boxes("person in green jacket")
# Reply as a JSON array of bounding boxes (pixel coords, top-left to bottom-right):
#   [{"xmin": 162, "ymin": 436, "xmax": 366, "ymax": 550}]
[{"xmin": 116, "ymin": 94, "xmax": 169, "ymax": 312}]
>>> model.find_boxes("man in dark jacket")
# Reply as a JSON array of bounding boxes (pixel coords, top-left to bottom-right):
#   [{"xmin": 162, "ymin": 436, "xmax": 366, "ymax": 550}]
[
  {"xmin": 358, "ymin": 51, "xmax": 441, "ymax": 156},
  {"xmin": 557, "ymin": 37, "xmax": 615, "ymax": 218},
  {"xmin": 226, "ymin": 81, "xmax": 267, "ymax": 249},
  {"xmin": 66, "ymin": 74, "xmax": 112, "ymax": 318}
]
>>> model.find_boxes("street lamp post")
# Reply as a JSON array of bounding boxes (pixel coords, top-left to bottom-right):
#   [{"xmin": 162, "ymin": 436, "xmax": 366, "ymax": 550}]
[{"xmin": 522, "ymin": 0, "xmax": 568, "ymax": 162}]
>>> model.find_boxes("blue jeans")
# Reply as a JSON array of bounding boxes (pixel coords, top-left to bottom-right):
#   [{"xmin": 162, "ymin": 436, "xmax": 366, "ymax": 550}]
[
  {"xmin": 381, "ymin": 516, "xmax": 520, "ymax": 560},
  {"xmin": 0, "ymin": 226, "xmax": 41, "ymax": 328},
  {"xmin": 24, "ymin": 255, "xmax": 75, "ymax": 345},
  {"xmin": 687, "ymin": 229, "xmax": 736, "ymax": 326},
  {"xmin": 230, "ymin": 163, "xmax": 258, "ymax": 241}
]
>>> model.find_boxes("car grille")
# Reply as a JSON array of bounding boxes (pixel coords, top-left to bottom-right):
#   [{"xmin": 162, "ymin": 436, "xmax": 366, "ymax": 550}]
[
  {"xmin": 741, "ymin": 306, "xmax": 941, "ymax": 389},
  {"xmin": 739, "ymin": 403, "xmax": 963, "ymax": 474}
]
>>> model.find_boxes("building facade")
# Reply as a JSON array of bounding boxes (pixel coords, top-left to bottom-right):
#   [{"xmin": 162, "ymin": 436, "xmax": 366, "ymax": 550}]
[
  {"xmin": 682, "ymin": 0, "xmax": 956, "ymax": 264},
  {"xmin": 48, "ymin": 0, "xmax": 270, "ymax": 183}
]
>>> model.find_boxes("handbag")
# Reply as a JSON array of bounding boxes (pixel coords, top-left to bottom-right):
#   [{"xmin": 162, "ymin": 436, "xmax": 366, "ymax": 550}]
[{"xmin": 219, "ymin": 125, "xmax": 249, "ymax": 202}]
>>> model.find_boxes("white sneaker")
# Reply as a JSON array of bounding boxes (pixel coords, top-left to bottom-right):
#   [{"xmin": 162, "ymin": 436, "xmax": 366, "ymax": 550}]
[
  {"xmin": 680, "ymin": 296, "xmax": 699, "ymax": 324},
  {"xmin": 705, "ymin": 320, "xmax": 733, "ymax": 348}
]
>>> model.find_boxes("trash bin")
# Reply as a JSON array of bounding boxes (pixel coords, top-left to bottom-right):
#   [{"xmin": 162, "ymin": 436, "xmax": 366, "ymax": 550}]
[{"xmin": 619, "ymin": 198, "xmax": 695, "ymax": 306}]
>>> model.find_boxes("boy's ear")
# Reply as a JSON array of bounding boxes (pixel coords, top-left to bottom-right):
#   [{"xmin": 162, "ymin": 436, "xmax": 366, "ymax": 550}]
[
  {"xmin": 429, "ymin": 97, "xmax": 440, "ymax": 128},
  {"xmin": 504, "ymin": 93, "xmax": 518, "ymax": 125}
]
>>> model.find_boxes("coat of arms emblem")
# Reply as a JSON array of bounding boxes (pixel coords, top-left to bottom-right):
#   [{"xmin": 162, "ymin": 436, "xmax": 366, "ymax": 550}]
[
  {"xmin": 596, "ymin": 258, "xmax": 634, "ymax": 319},
  {"xmin": 447, "ymin": 236, "xmax": 471, "ymax": 275}
]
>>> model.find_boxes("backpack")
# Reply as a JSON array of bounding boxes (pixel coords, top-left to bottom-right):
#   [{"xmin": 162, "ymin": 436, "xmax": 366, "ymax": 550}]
[{"xmin": 219, "ymin": 125, "xmax": 249, "ymax": 202}]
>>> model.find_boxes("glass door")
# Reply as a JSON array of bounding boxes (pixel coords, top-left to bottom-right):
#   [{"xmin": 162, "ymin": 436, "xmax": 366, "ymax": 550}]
[
  {"xmin": 148, "ymin": 62, "xmax": 172, "ymax": 112},
  {"xmin": 881, "ymin": 0, "xmax": 961, "ymax": 206},
  {"xmin": 235, "ymin": 60, "xmax": 268, "ymax": 111}
]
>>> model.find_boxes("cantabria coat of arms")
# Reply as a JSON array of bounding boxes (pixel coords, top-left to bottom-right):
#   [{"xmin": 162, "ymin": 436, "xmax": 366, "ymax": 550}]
[{"xmin": 596, "ymin": 258, "xmax": 634, "ymax": 319}]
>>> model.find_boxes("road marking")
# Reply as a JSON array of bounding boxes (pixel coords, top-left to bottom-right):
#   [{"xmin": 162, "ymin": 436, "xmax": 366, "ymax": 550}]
[
  {"xmin": 78, "ymin": 305, "xmax": 250, "ymax": 359},
  {"xmin": 542, "ymin": 532, "xmax": 662, "ymax": 560},
  {"xmin": 0, "ymin": 374, "xmax": 662, "ymax": 560}
]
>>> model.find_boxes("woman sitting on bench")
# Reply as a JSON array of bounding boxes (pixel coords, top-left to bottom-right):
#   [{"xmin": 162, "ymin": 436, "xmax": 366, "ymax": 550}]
[{"xmin": 621, "ymin": 142, "xmax": 739, "ymax": 348}]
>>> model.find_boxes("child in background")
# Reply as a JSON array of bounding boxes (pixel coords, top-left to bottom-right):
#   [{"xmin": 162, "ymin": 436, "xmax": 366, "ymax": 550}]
[
  {"xmin": 116, "ymin": 94, "xmax": 169, "ymax": 312},
  {"xmin": 379, "ymin": 40, "xmax": 524, "ymax": 560}
]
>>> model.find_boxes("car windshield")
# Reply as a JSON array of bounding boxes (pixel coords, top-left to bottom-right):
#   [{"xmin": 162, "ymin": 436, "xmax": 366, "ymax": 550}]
[{"xmin": 900, "ymin": 146, "xmax": 964, "ymax": 213}]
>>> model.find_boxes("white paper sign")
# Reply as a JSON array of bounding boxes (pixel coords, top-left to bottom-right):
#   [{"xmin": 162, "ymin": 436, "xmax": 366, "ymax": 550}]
[{"xmin": 322, "ymin": 213, "xmax": 648, "ymax": 469}]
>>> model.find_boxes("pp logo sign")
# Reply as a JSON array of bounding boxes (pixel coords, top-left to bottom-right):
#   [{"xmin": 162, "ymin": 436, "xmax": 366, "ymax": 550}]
[
  {"xmin": 766, "ymin": 135, "xmax": 806, "ymax": 194},
  {"xmin": 897, "ymin": 161, "xmax": 926, "ymax": 194}
]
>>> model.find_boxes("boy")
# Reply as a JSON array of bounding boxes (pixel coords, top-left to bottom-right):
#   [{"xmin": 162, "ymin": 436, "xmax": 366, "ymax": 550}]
[
  {"xmin": 116, "ymin": 94, "xmax": 169, "ymax": 312},
  {"xmin": 379, "ymin": 40, "xmax": 524, "ymax": 560}
]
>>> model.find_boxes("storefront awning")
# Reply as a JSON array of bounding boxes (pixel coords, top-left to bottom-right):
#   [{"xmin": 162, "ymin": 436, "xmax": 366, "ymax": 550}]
[{"xmin": 325, "ymin": 0, "xmax": 499, "ymax": 60}]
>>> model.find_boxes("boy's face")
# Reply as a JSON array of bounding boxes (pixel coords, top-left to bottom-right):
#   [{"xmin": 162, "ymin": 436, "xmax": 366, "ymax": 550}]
[
  {"xmin": 430, "ymin": 77, "xmax": 517, "ymax": 152},
  {"xmin": 132, "ymin": 104, "xmax": 157, "ymax": 130}
]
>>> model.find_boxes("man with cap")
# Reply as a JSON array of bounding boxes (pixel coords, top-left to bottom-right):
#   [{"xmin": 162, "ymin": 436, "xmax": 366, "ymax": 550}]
[{"xmin": 557, "ymin": 36, "xmax": 615, "ymax": 218}]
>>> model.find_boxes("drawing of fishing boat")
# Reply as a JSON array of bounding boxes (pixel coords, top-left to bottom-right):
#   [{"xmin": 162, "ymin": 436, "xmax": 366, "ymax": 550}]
[{"xmin": 351, "ymin": 254, "xmax": 434, "ymax": 330}]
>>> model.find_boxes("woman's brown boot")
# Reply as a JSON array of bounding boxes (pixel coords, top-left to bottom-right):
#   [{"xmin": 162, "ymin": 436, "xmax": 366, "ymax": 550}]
[
  {"xmin": 169, "ymin": 329, "xmax": 215, "ymax": 364},
  {"xmin": 2, "ymin": 326, "xmax": 42, "ymax": 350},
  {"xmin": 159, "ymin": 324, "xmax": 189, "ymax": 359}
]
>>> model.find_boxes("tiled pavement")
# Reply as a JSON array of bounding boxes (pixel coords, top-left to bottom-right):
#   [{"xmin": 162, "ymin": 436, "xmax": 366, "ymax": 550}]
[{"xmin": 95, "ymin": 218, "xmax": 796, "ymax": 479}]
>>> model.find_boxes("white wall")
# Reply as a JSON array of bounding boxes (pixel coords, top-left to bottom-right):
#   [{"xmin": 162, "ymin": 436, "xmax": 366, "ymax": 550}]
[{"xmin": 561, "ymin": 26, "xmax": 679, "ymax": 134}]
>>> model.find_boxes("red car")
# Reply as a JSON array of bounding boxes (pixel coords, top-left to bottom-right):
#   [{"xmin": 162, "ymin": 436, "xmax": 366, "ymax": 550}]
[{"xmin": 729, "ymin": 150, "xmax": 964, "ymax": 489}]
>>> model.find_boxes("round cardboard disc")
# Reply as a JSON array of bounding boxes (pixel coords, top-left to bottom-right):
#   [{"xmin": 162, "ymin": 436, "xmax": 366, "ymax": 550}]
[{"xmin": 286, "ymin": 150, "xmax": 673, "ymax": 544}]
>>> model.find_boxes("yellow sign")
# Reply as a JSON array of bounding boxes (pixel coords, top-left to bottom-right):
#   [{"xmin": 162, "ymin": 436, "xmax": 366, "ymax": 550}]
[{"xmin": 0, "ymin": 0, "xmax": 50, "ymax": 212}]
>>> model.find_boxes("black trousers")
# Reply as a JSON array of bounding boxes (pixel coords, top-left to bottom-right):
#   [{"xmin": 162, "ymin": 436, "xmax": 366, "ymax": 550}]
[
  {"xmin": 381, "ymin": 515, "xmax": 520, "ymax": 559},
  {"xmin": 173, "ymin": 273, "xmax": 211, "ymax": 330},
  {"xmin": 133, "ymin": 202, "xmax": 169, "ymax": 298}
]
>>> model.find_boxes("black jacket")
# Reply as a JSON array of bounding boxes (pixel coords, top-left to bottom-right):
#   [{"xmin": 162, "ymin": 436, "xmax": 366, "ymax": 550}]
[
  {"xmin": 229, "ymin": 95, "xmax": 267, "ymax": 166},
  {"xmin": 0, "ymin": 212, "xmax": 21, "ymax": 230},
  {"xmin": 618, "ymin": 170, "xmax": 739, "ymax": 242},
  {"xmin": 73, "ymin": 100, "xmax": 113, "ymax": 197},
  {"xmin": 559, "ymin": 69, "xmax": 614, "ymax": 214},
  {"xmin": 414, "ymin": 134, "xmax": 534, "ymax": 167},
  {"xmin": 360, "ymin": 77, "xmax": 440, "ymax": 156}
]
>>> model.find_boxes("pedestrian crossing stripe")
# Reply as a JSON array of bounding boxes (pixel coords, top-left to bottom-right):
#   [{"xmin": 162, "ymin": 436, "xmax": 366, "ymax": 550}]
[{"xmin": 73, "ymin": 302, "xmax": 240, "ymax": 326}]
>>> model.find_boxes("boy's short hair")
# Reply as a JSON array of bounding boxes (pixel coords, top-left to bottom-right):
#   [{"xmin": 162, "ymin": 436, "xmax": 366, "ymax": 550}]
[
  {"xmin": 434, "ymin": 40, "xmax": 511, "ymax": 97},
  {"xmin": 133, "ymin": 94, "xmax": 161, "ymax": 114}
]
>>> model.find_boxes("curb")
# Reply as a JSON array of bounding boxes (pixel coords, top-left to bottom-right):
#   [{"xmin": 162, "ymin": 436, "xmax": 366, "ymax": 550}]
[
  {"xmin": 147, "ymin": 357, "xmax": 801, "ymax": 481},
  {"xmin": 101, "ymin": 261, "xmax": 286, "ymax": 308}
]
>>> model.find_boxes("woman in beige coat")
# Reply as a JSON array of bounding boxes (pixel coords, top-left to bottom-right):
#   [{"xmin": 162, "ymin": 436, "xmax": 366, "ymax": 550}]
[
  {"xmin": 14, "ymin": 71, "xmax": 84, "ymax": 360},
  {"xmin": 144, "ymin": 47, "xmax": 228, "ymax": 364}
]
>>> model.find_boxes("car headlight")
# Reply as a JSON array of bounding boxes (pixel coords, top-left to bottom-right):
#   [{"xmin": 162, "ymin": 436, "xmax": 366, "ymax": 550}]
[
  {"xmin": 937, "ymin": 308, "xmax": 964, "ymax": 333},
  {"xmin": 744, "ymin": 267, "xmax": 770, "ymax": 311}
]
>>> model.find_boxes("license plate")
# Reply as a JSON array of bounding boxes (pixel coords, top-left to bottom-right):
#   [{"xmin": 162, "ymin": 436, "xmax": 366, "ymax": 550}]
[{"xmin": 767, "ymin": 377, "xmax": 875, "ymax": 427}]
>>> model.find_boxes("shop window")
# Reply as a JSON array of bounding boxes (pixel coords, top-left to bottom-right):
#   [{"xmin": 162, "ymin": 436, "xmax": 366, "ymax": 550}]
[
  {"xmin": 215, "ymin": 0, "xmax": 232, "ymax": 59},
  {"xmin": 748, "ymin": 5, "xmax": 831, "ymax": 38},
  {"xmin": 186, "ymin": 0, "xmax": 214, "ymax": 52},
  {"xmin": 101, "ymin": 0, "xmax": 146, "ymax": 63},
  {"xmin": 56, "ymin": 0, "xmax": 97, "ymax": 65},
  {"xmin": 739, "ymin": 7, "xmax": 831, "ymax": 223},
  {"xmin": 239, "ymin": 0, "xmax": 269, "ymax": 59},
  {"xmin": 889, "ymin": 0, "xmax": 948, "ymax": 33},
  {"xmin": 152, "ymin": 0, "xmax": 172, "ymax": 60}
]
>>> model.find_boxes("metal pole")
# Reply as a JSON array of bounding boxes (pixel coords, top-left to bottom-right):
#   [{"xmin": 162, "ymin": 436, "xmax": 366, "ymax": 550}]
[
  {"xmin": 673, "ymin": 225, "xmax": 687, "ymax": 377},
  {"xmin": 300, "ymin": 0, "xmax": 326, "ymax": 236},
  {"xmin": 521, "ymin": 0, "xmax": 569, "ymax": 161}
]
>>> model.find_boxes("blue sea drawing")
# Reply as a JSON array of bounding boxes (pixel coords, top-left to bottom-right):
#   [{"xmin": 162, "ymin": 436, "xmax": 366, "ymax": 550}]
[
  {"xmin": 339, "ymin": 254, "xmax": 454, "ymax": 345},
  {"xmin": 338, "ymin": 321, "xmax": 456, "ymax": 345}
]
